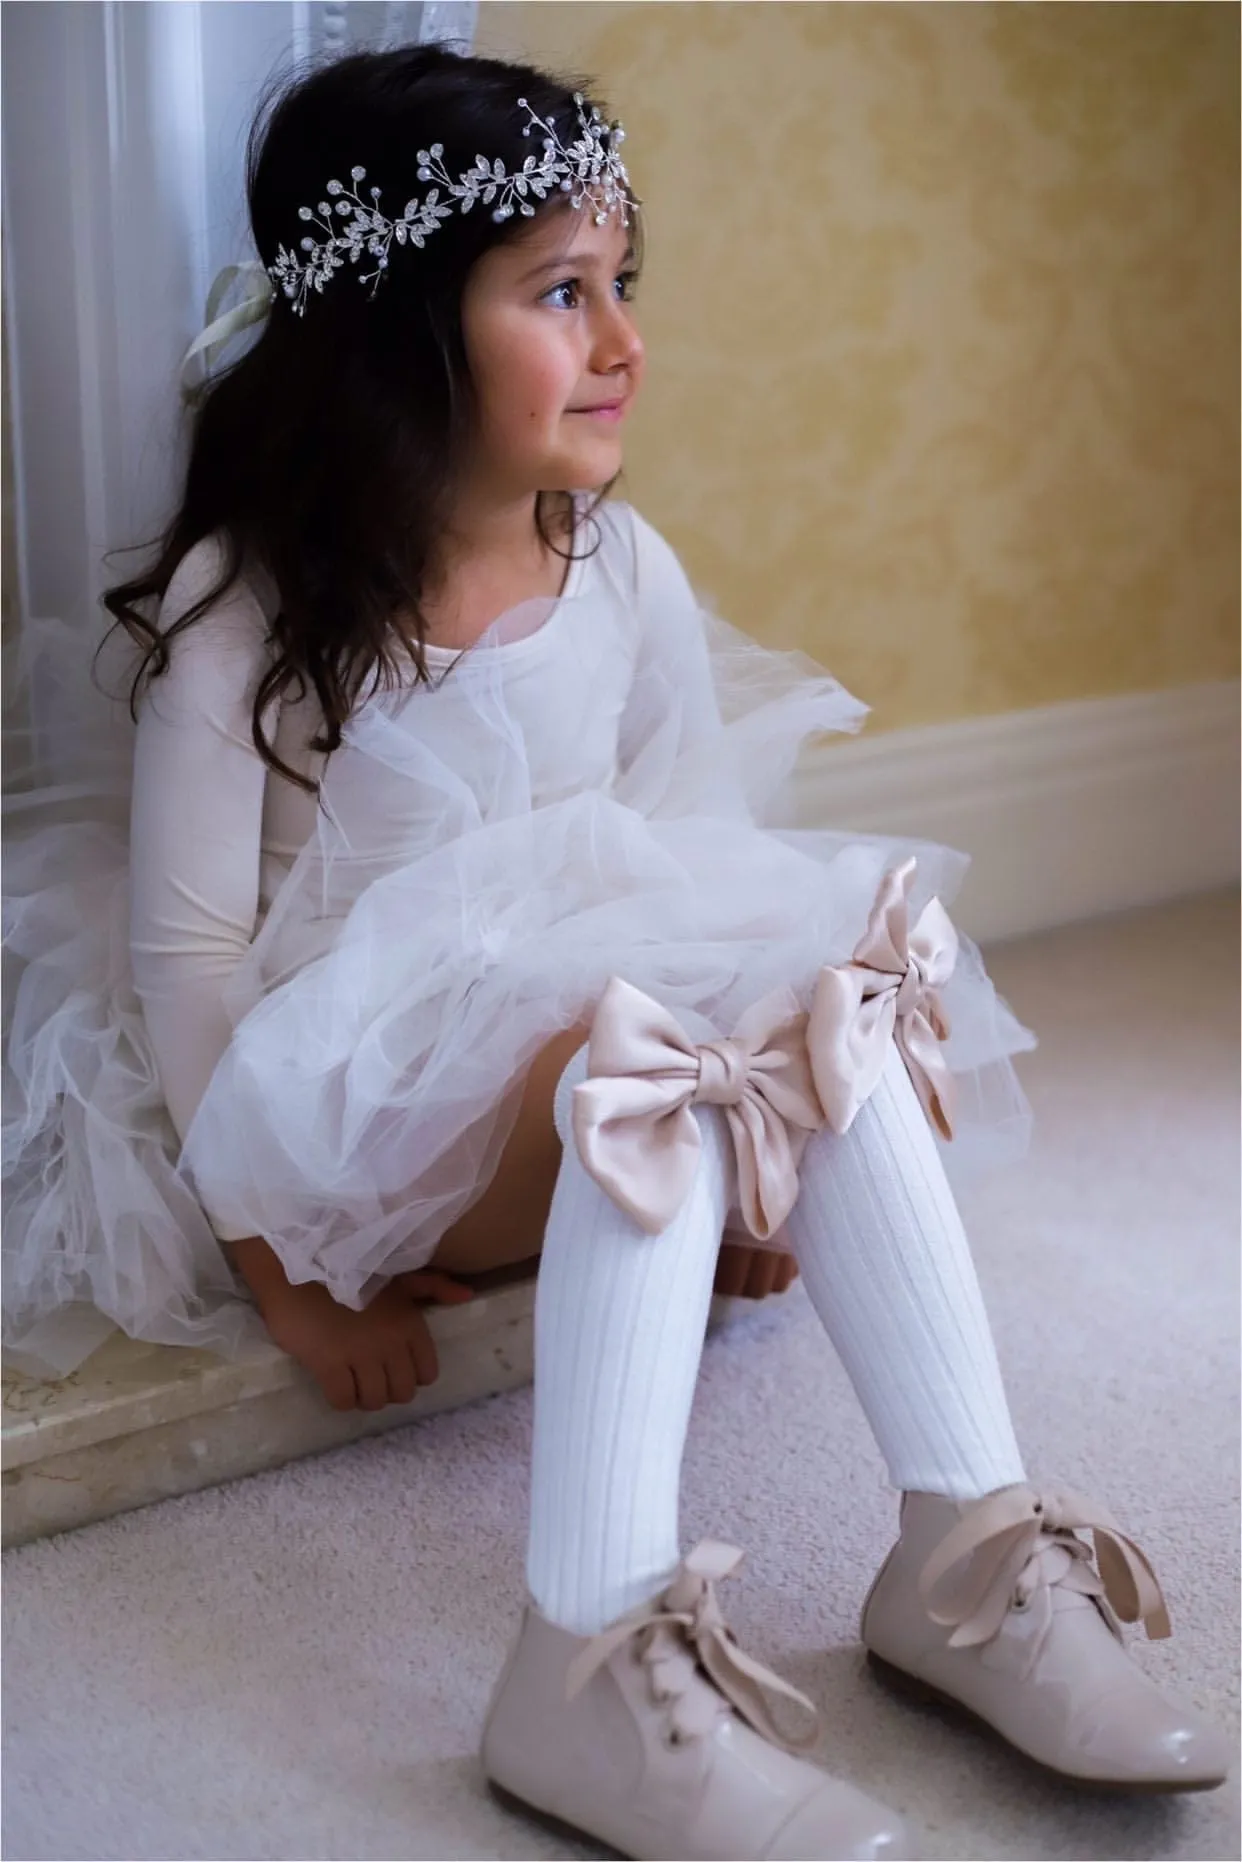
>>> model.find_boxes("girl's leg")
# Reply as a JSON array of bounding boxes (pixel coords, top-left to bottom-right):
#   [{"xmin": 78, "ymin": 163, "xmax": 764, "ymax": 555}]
[
  {"xmin": 481, "ymin": 1039, "xmax": 912, "ymax": 1858},
  {"xmin": 229, "ymin": 1023, "xmax": 594, "ymax": 1412},
  {"xmin": 785, "ymin": 1039, "xmax": 1230, "ymax": 1792},
  {"xmin": 429, "ymin": 1022, "xmax": 594, "ymax": 1278},
  {"xmin": 430, "ymin": 1024, "xmax": 801, "ymax": 1294},
  {"xmin": 526, "ymin": 1042, "xmax": 733, "ymax": 1631},
  {"xmin": 782, "ymin": 1038, "xmax": 1025, "ymax": 1499}
]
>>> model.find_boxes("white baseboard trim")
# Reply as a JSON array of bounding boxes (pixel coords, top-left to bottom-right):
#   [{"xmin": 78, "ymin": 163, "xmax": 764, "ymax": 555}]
[{"xmin": 791, "ymin": 680, "xmax": 1240, "ymax": 946}]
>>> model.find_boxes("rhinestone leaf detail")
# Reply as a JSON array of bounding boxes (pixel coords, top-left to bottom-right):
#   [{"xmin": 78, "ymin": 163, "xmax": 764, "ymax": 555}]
[{"xmin": 269, "ymin": 94, "xmax": 637, "ymax": 316}]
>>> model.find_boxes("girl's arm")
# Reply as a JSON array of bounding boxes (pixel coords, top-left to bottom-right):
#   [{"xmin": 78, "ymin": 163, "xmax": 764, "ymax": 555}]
[
  {"xmin": 613, "ymin": 506, "xmax": 751, "ymax": 820},
  {"xmin": 128, "ymin": 544, "xmax": 273, "ymax": 1242},
  {"xmin": 619, "ymin": 503, "xmax": 869, "ymax": 825},
  {"xmin": 627, "ymin": 507, "xmax": 731, "ymax": 742}
]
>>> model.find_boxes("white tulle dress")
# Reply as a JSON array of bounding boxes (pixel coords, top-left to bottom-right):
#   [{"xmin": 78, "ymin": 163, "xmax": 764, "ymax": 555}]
[{"xmin": 2, "ymin": 493, "xmax": 1037, "ymax": 1379}]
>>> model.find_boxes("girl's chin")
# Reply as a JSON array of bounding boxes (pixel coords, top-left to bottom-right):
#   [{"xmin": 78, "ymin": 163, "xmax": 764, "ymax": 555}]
[{"xmin": 570, "ymin": 432, "xmax": 624, "ymax": 452}]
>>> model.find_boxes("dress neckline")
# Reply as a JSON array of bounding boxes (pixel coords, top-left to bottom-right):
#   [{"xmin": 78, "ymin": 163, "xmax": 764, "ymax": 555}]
[{"xmin": 420, "ymin": 492, "xmax": 593, "ymax": 667}]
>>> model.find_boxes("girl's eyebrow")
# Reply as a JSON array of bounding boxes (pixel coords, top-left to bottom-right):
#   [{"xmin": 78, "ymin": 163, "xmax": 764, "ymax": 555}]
[{"xmin": 517, "ymin": 242, "xmax": 637, "ymax": 283}]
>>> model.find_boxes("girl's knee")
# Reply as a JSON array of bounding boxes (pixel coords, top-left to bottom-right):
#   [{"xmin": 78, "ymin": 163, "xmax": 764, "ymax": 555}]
[{"xmin": 551, "ymin": 1040, "xmax": 591, "ymax": 1146}]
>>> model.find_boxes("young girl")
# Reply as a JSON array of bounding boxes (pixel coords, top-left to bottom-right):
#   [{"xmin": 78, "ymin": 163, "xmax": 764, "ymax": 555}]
[{"xmin": 2, "ymin": 41, "xmax": 1228, "ymax": 1859}]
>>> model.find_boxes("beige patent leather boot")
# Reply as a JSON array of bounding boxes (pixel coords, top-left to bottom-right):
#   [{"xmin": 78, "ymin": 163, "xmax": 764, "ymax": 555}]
[
  {"xmin": 483, "ymin": 1539, "xmax": 915, "ymax": 1860},
  {"xmin": 861, "ymin": 1484, "xmax": 1231, "ymax": 1792}
]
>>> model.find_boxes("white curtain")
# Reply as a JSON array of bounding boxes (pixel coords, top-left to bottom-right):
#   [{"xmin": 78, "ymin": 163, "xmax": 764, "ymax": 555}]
[{"xmin": 0, "ymin": 0, "xmax": 477, "ymax": 790}]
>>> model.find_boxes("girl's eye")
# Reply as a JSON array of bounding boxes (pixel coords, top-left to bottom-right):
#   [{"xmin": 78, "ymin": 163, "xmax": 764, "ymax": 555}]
[{"xmin": 544, "ymin": 270, "xmax": 640, "ymax": 310}]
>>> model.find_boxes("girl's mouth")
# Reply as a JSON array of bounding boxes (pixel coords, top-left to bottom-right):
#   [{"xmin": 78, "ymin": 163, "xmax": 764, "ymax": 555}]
[{"xmin": 570, "ymin": 402, "xmax": 627, "ymax": 422}]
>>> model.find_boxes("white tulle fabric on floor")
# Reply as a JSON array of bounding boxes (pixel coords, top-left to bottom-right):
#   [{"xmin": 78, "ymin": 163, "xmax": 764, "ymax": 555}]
[{"xmin": 2, "ymin": 496, "xmax": 1037, "ymax": 1378}]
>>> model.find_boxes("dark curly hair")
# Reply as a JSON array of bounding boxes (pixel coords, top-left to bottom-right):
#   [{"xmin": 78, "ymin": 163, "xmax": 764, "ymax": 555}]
[{"xmin": 98, "ymin": 40, "xmax": 645, "ymax": 794}]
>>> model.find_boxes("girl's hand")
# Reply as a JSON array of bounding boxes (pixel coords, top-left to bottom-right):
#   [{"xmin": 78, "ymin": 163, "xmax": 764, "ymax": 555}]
[
  {"xmin": 713, "ymin": 1242, "xmax": 799, "ymax": 1301},
  {"xmin": 259, "ymin": 1268, "xmax": 476, "ymax": 1412}
]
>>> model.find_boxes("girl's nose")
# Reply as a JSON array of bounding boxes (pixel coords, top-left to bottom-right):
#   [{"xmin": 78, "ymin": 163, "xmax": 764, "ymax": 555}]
[{"xmin": 595, "ymin": 302, "xmax": 644, "ymax": 373}]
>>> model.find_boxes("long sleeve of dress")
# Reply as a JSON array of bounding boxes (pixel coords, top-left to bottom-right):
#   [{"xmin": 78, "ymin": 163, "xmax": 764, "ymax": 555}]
[
  {"xmin": 619, "ymin": 505, "xmax": 867, "ymax": 824},
  {"xmin": 613, "ymin": 506, "xmax": 751, "ymax": 821},
  {"xmin": 626, "ymin": 506, "xmax": 732, "ymax": 743},
  {"xmin": 128, "ymin": 546, "xmax": 275, "ymax": 1241}
]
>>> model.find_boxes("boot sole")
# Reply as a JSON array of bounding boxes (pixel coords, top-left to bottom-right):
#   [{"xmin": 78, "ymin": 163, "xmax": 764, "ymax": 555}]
[{"xmin": 865, "ymin": 1651, "xmax": 1227, "ymax": 1795}]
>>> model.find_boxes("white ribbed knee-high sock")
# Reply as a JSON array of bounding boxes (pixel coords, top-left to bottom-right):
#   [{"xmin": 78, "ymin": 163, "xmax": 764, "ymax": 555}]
[
  {"xmin": 525, "ymin": 1043, "xmax": 733, "ymax": 1635},
  {"xmin": 784, "ymin": 1039, "xmax": 1026, "ymax": 1501}
]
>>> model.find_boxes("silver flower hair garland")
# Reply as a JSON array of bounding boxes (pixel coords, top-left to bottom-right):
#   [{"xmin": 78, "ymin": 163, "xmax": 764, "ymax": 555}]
[
  {"xmin": 180, "ymin": 89, "xmax": 637, "ymax": 397},
  {"xmin": 273, "ymin": 90, "xmax": 635, "ymax": 316}
]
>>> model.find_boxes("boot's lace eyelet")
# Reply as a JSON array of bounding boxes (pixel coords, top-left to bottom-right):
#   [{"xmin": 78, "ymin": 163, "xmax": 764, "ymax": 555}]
[
  {"xmin": 1010, "ymin": 1591, "xmax": 1031, "ymax": 1614},
  {"xmin": 661, "ymin": 1726, "xmax": 684, "ymax": 1749}
]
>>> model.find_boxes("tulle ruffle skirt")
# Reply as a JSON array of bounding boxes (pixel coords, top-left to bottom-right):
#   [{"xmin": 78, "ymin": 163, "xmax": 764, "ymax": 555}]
[{"xmin": 3, "ymin": 603, "xmax": 1038, "ymax": 1378}]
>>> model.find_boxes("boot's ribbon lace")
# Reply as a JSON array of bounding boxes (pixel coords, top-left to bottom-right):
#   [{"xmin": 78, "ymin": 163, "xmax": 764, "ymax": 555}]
[
  {"xmin": 564, "ymin": 1539, "xmax": 822, "ymax": 1753},
  {"xmin": 916, "ymin": 1484, "xmax": 1172, "ymax": 1655}
]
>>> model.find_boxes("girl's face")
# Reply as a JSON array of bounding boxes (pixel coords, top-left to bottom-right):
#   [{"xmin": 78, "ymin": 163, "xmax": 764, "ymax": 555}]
[{"xmin": 459, "ymin": 201, "xmax": 645, "ymax": 500}]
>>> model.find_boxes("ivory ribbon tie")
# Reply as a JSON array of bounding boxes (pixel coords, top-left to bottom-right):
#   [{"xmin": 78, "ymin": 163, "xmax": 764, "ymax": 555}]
[
  {"xmin": 572, "ymin": 975, "xmax": 825, "ymax": 1240},
  {"xmin": 564, "ymin": 1539, "xmax": 821, "ymax": 1753},
  {"xmin": 807, "ymin": 855, "xmax": 960, "ymax": 1140},
  {"xmin": 917, "ymin": 1484, "xmax": 1172, "ymax": 1655},
  {"xmin": 180, "ymin": 262, "xmax": 275, "ymax": 398}
]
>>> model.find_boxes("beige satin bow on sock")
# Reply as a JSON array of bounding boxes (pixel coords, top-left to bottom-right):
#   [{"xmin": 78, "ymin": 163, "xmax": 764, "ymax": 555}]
[
  {"xmin": 573, "ymin": 857, "xmax": 961, "ymax": 1237},
  {"xmin": 808, "ymin": 854, "xmax": 959, "ymax": 1141},
  {"xmin": 572, "ymin": 976, "xmax": 823, "ymax": 1240}
]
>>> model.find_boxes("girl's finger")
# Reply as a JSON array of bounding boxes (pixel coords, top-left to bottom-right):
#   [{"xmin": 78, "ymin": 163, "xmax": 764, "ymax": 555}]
[
  {"xmin": 714, "ymin": 1245, "xmax": 750, "ymax": 1298},
  {"xmin": 773, "ymin": 1255, "xmax": 798, "ymax": 1294},
  {"xmin": 745, "ymin": 1253, "xmax": 777, "ymax": 1300},
  {"xmin": 385, "ymin": 1348, "xmax": 419, "ymax": 1407},
  {"xmin": 394, "ymin": 1269, "xmax": 475, "ymax": 1304},
  {"xmin": 353, "ymin": 1355, "xmax": 390, "ymax": 1412},
  {"xmin": 316, "ymin": 1359, "xmax": 358, "ymax": 1412},
  {"xmin": 406, "ymin": 1317, "xmax": 440, "ymax": 1386}
]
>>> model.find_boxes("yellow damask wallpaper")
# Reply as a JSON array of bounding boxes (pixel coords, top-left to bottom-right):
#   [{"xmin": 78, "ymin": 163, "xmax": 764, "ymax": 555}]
[{"xmin": 475, "ymin": 2, "xmax": 1239, "ymax": 732}]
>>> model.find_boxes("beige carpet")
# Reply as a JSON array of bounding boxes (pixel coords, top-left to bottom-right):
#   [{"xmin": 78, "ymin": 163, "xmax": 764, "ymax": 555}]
[{"xmin": 3, "ymin": 891, "xmax": 1238, "ymax": 1862}]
